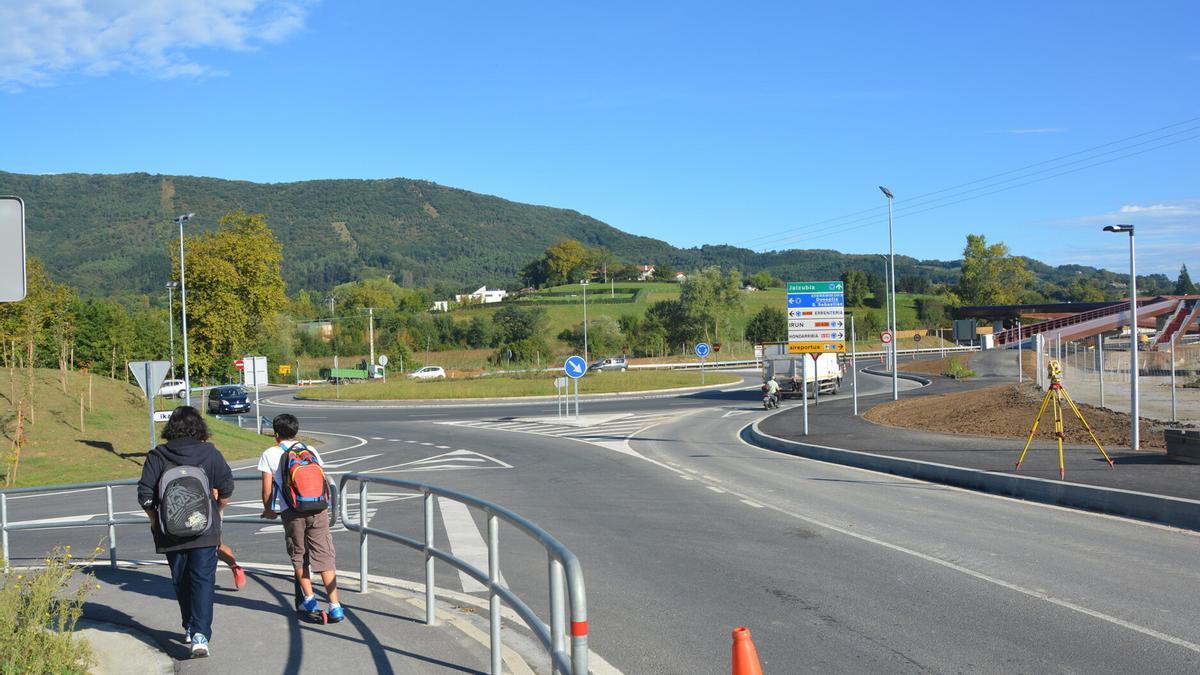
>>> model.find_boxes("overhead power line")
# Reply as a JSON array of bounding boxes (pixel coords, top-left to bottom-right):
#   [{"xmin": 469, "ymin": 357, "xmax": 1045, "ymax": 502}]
[{"xmin": 733, "ymin": 114, "xmax": 1200, "ymax": 252}]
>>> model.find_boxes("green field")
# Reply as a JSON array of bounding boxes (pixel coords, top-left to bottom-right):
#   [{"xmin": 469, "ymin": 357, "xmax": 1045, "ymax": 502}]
[
  {"xmin": 1, "ymin": 369, "xmax": 276, "ymax": 487},
  {"xmin": 297, "ymin": 369, "xmax": 741, "ymax": 401}
]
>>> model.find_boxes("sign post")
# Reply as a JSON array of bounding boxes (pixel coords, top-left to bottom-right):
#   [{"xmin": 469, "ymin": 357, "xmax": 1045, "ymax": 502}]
[
  {"xmin": 695, "ymin": 342, "xmax": 710, "ymax": 385},
  {"xmin": 564, "ymin": 355, "xmax": 587, "ymax": 420},
  {"xmin": 801, "ymin": 354, "xmax": 809, "ymax": 435},
  {"xmin": 129, "ymin": 361, "xmax": 172, "ymax": 450},
  {"xmin": 0, "ymin": 197, "xmax": 27, "ymax": 302},
  {"xmin": 850, "ymin": 314, "xmax": 858, "ymax": 416}
]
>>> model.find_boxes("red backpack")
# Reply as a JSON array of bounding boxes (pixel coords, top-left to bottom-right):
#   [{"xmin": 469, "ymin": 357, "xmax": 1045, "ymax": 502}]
[{"xmin": 280, "ymin": 442, "xmax": 329, "ymax": 514}]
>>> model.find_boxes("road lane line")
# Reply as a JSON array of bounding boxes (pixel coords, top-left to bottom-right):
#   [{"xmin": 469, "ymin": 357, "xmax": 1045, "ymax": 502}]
[
  {"xmin": 740, "ymin": 499, "xmax": 765, "ymax": 508},
  {"xmin": 437, "ymin": 497, "xmax": 507, "ymax": 593},
  {"xmin": 705, "ymin": 486, "xmax": 727, "ymax": 494}
]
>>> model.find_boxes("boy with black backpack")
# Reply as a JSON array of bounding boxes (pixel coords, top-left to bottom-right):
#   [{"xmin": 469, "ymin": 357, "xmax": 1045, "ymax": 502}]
[
  {"xmin": 137, "ymin": 406, "xmax": 234, "ymax": 658},
  {"xmin": 258, "ymin": 413, "xmax": 344, "ymax": 622}
]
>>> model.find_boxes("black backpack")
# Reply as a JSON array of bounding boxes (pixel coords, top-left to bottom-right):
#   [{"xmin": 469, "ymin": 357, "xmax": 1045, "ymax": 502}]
[{"xmin": 154, "ymin": 449, "xmax": 213, "ymax": 538}]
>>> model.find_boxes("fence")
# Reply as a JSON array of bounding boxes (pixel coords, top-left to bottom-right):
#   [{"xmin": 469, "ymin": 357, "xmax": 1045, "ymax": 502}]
[
  {"xmin": 338, "ymin": 473, "xmax": 587, "ymax": 675},
  {"xmin": 1012, "ymin": 334, "xmax": 1200, "ymax": 425}
]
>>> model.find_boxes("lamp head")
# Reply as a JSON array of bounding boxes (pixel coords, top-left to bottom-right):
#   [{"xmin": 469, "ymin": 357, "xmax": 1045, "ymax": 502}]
[
  {"xmin": 1103, "ymin": 224, "xmax": 1134, "ymax": 234},
  {"xmin": 166, "ymin": 281, "xmax": 179, "ymax": 289},
  {"xmin": 174, "ymin": 213, "xmax": 194, "ymax": 225},
  {"xmin": 879, "ymin": 186, "xmax": 894, "ymax": 199}
]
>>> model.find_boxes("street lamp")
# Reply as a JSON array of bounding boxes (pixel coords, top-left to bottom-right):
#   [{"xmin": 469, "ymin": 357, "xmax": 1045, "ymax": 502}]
[
  {"xmin": 175, "ymin": 213, "xmax": 194, "ymax": 406},
  {"xmin": 1104, "ymin": 223, "xmax": 1139, "ymax": 450},
  {"xmin": 879, "ymin": 186, "xmax": 899, "ymax": 400},
  {"xmin": 877, "ymin": 254, "xmax": 892, "ymax": 370},
  {"xmin": 166, "ymin": 281, "xmax": 179, "ymax": 380},
  {"xmin": 580, "ymin": 279, "xmax": 590, "ymax": 363}
]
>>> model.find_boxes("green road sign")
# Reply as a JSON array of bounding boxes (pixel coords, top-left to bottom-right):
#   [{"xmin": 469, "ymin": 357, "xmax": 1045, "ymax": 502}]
[{"xmin": 787, "ymin": 281, "xmax": 843, "ymax": 293}]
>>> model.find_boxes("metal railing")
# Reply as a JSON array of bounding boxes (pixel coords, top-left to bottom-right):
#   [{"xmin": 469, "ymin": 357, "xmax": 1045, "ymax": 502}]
[
  {"xmin": 0, "ymin": 473, "xmax": 338, "ymax": 567},
  {"xmin": 338, "ymin": 473, "xmax": 587, "ymax": 675}
]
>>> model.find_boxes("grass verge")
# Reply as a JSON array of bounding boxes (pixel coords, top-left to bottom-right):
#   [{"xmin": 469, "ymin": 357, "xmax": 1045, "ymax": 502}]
[
  {"xmin": 0, "ymin": 547, "xmax": 94, "ymax": 673},
  {"xmin": 297, "ymin": 369, "xmax": 743, "ymax": 400},
  {"xmin": 1, "ymin": 369, "xmax": 273, "ymax": 487}
]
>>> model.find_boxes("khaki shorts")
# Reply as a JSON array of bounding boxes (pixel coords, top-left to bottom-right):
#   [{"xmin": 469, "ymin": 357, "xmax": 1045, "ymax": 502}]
[{"xmin": 281, "ymin": 511, "xmax": 337, "ymax": 573}]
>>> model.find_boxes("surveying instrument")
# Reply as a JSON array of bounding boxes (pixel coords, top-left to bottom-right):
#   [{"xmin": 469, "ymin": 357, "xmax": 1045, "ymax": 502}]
[{"xmin": 1015, "ymin": 359, "xmax": 1115, "ymax": 480}]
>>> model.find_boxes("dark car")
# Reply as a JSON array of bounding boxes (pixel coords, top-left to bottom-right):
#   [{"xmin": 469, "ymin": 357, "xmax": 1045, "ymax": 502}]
[{"xmin": 207, "ymin": 386, "xmax": 251, "ymax": 415}]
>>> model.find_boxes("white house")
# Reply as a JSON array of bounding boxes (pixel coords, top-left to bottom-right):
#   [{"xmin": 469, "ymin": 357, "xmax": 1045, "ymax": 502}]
[
  {"xmin": 454, "ymin": 286, "xmax": 508, "ymax": 305},
  {"xmin": 431, "ymin": 300, "xmax": 450, "ymax": 312},
  {"xmin": 637, "ymin": 264, "xmax": 656, "ymax": 281}
]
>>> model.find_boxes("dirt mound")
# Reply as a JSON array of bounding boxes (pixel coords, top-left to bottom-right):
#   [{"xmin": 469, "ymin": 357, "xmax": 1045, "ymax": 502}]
[{"xmin": 864, "ymin": 382, "xmax": 1170, "ymax": 450}]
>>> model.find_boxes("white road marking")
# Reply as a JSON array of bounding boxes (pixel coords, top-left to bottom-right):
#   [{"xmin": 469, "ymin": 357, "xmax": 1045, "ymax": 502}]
[
  {"xmin": 437, "ymin": 497, "xmax": 507, "ymax": 593},
  {"xmin": 372, "ymin": 449, "xmax": 513, "ymax": 474},
  {"xmin": 370, "ymin": 436, "xmax": 385, "ymax": 440},
  {"xmin": 740, "ymin": 499, "xmax": 765, "ymax": 509},
  {"xmin": 705, "ymin": 486, "xmax": 727, "ymax": 494},
  {"xmin": 320, "ymin": 453, "xmax": 382, "ymax": 470}
]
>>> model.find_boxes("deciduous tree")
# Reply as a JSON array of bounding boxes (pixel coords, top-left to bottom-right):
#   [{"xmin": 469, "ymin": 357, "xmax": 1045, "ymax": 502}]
[{"xmin": 955, "ymin": 234, "xmax": 1034, "ymax": 306}]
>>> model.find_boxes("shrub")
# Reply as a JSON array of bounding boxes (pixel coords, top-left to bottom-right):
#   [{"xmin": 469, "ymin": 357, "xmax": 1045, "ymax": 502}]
[
  {"xmin": 0, "ymin": 546, "xmax": 96, "ymax": 673},
  {"xmin": 943, "ymin": 357, "xmax": 976, "ymax": 380}
]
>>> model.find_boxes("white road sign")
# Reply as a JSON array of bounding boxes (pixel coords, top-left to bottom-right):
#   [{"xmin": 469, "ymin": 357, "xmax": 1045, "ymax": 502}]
[{"xmin": 0, "ymin": 197, "xmax": 26, "ymax": 302}]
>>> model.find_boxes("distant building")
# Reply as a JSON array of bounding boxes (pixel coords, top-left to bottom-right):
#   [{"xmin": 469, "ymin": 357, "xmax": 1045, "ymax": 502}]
[
  {"xmin": 298, "ymin": 320, "xmax": 334, "ymax": 342},
  {"xmin": 637, "ymin": 264, "xmax": 656, "ymax": 281},
  {"xmin": 453, "ymin": 286, "xmax": 508, "ymax": 305},
  {"xmin": 431, "ymin": 300, "xmax": 449, "ymax": 312},
  {"xmin": 674, "ymin": 272, "xmax": 687, "ymax": 282}
]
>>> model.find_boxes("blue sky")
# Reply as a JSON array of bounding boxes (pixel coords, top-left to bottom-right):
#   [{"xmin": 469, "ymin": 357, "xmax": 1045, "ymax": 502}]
[{"xmin": 1, "ymin": 1, "xmax": 1197, "ymax": 276}]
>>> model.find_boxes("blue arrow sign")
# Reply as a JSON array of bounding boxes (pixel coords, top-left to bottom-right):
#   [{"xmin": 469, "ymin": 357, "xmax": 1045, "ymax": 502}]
[
  {"xmin": 564, "ymin": 355, "xmax": 588, "ymax": 379},
  {"xmin": 695, "ymin": 342, "xmax": 711, "ymax": 358}
]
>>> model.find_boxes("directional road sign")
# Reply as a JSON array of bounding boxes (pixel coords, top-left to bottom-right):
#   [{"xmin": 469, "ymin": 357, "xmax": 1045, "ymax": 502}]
[
  {"xmin": 0, "ymin": 197, "xmax": 26, "ymax": 302},
  {"xmin": 695, "ymin": 342, "xmax": 711, "ymax": 358},
  {"xmin": 787, "ymin": 280, "xmax": 845, "ymax": 353},
  {"xmin": 564, "ymin": 355, "xmax": 588, "ymax": 379},
  {"xmin": 153, "ymin": 410, "xmax": 174, "ymax": 423}
]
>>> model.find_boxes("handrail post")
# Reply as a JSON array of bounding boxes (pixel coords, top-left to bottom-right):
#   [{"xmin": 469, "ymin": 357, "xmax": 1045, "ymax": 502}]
[
  {"xmin": 1, "ymin": 493, "xmax": 7, "ymax": 567},
  {"xmin": 105, "ymin": 485, "xmax": 117, "ymax": 568},
  {"xmin": 424, "ymin": 491, "xmax": 436, "ymax": 625},
  {"xmin": 549, "ymin": 555, "xmax": 565, "ymax": 672},
  {"xmin": 488, "ymin": 512, "xmax": 501, "ymax": 675},
  {"xmin": 359, "ymin": 480, "xmax": 369, "ymax": 593}
]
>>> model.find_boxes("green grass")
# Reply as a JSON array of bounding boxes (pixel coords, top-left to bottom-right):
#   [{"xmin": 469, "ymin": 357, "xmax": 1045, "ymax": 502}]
[
  {"xmin": 297, "ymin": 369, "xmax": 742, "ymax": 400},
  {"xmin": 1, "ymin": 369, "xmax": 275, "ymax": 487}
]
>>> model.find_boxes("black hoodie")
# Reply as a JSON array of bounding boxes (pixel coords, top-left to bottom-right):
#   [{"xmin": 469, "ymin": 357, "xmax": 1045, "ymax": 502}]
[{"xmin": 136, "ymin": 437, "xmax": 235, "ymax": 553}]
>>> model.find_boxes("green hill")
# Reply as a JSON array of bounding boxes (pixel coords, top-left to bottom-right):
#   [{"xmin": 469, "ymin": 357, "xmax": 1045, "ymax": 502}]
[{"xmin": 0, "ymin": 170, "xmax": 1150, "ymax": 298}]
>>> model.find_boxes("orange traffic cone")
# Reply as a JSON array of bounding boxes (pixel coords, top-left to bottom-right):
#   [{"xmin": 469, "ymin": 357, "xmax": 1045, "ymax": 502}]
[{"xmin": 732, "ymin": 626, "xmax": 764, "ymax": 675}]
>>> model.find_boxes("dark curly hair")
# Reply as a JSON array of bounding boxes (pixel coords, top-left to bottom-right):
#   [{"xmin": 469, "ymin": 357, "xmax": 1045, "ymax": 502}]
[{"xmin": 161, "ymin": 406, "xmax": 209, "ymax": 441}]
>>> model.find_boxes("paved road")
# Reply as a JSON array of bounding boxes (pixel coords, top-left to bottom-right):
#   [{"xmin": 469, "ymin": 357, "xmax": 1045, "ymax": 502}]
[{"xmin": 9, "ymin": 367, "xmax": 1200, "ymax": 672}]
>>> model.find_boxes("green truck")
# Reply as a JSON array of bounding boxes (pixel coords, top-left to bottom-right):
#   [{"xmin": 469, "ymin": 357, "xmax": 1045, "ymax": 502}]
[{"xmin": 319, "ymin": 362, "xmax": 385, "ymax": 383}]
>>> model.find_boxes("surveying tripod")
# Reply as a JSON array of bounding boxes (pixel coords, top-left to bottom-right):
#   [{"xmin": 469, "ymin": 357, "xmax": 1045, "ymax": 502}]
[{"xmin": 1015, "ymin": 359, "xmax": 1115, "ymax": 480}]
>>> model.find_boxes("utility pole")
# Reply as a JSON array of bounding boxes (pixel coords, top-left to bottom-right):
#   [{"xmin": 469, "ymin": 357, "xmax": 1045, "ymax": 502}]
[
  {"xmin": 175, "ymin": 213, "xmax": 194, "ymax": 406},
  {"xmin": 581, "ymin": 279, "xmax": 590, "ymax": 363},
  {"xmin": 368, "ymin": 307, "xmax": 376, "ymax": 367}
]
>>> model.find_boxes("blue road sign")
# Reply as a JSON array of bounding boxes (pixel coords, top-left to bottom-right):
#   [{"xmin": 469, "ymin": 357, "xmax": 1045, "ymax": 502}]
[
  {"xmin": 564, "ymin": 355, "xmax": 588, "ymax": 379},
  {"xmin": 695, "ymin": 342, "xmax": 711, "ymax": 358},
  {"xmin": 787, "ymin": 293, "xmax": 845, "ymax": 308}
]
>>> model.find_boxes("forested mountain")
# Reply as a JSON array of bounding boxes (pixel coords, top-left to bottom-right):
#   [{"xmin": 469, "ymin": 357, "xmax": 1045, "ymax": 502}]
[{"xmin": 0, "ymin": 170, "xmax": 1145, "ymax": 298}]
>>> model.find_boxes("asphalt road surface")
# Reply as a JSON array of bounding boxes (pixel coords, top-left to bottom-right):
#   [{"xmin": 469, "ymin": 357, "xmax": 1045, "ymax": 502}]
[{"xmin": 9, "ymin": 368, "xmax": 1200, "ymax": 673}]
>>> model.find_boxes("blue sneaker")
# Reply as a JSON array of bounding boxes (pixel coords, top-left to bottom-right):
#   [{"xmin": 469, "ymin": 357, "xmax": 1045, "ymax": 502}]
[
  {"xmin": 299, "ymin": 595, "xmax": 319, "ymax": 614},
  {"xmin": 190, "ymin": 633, "xmax": 209, "ymax": 658},
  {"xmin": 328, "ymin": 605, "xmax": 345, "ymax": 623}
]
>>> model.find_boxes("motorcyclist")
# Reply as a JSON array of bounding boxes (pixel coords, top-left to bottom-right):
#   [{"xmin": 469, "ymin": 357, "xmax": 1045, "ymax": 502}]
[{"xmin": 765, "ymin": 377, "xmax": 780, "ymax": 407}]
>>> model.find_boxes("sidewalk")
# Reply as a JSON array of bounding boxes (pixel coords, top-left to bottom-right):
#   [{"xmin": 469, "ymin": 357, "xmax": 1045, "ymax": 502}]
[
  {"xmin": 758, "ymin": 366, "xmax": 1200, "ymax": 503},
  {"xmin": 80, "ymin": 563, "xmax": 540, "ymax": 674}
]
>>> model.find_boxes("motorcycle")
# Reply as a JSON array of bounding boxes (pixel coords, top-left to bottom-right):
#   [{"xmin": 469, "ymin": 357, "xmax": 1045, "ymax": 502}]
[{"xmin": 761, "ymin": 384, "xmax": 779, "ymax": 410}]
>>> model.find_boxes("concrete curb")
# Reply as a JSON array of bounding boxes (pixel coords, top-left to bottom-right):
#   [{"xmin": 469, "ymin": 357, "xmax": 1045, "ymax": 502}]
[
  {"xmin": 860, "ymin": 366, "xmax": 933, "ymax": 385},
  {"xmin": 76, "ymin": 619, "xmax": 173, "ymax": 675},
  {"xmin": 745, "ymin": 419, "xmax": 1200, "ymax": 532}
]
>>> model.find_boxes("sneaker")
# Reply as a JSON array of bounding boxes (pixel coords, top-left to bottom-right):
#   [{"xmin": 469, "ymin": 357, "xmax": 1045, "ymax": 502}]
[
  {"xmin": 190, "ymin": 634, "xmax": 209, "ymax": 658},
  {"xmin": 184, "ymin": 630, "xmax": 191, "ymax": 644},
  {"xmin": 299, "ymin": 595, "xmax": 319, "ymax": 614},
  {"xmin": 328, "ymin": 605, "xmax": 345, "ymax": 623},
  {"xmin": 231, "ymin": 565, "xmax": 246, "ymax": 591}
]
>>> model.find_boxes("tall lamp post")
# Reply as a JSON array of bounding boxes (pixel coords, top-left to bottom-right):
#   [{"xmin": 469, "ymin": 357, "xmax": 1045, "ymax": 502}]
[
  {"xmin": 580, "ymin": 279, "xmax": 590, "ymax": 363},
  {"xmin": 166, "ymin": 281, "xmax": 179, "ymax": 380},
  {"xmin": 878, "ymin": 254, "xmax": 892, "ymax": 371},
  {"xmin": 175, "ymin": 213, "xmax": 194, "ymax": 406},
  {"xmin": 879, "ymin": 186, "xmax": 899, "ymax": 400},
  {"xmin": 1104, "ymin": 223, "xmax": 1139, "ymax": 450}
]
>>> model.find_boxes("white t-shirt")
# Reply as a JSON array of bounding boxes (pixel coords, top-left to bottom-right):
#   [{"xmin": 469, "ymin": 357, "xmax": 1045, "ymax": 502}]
[{"xmin": 257, "ymin": 440, "xmax": 324, "ymax": 513}]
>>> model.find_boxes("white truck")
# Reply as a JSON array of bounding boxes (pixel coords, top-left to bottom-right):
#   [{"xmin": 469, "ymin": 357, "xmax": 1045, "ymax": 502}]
[{"xmin": 760, "ymin": 343, "xmax": 844, "ymax": 398}]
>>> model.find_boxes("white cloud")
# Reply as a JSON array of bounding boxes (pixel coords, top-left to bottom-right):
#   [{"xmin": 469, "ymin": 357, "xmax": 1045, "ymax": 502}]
[
  {"xmin": 0, "ymin": 1, "xmax": 313, "ymax": 92},
  {"xmin": 1118, "ymin": 203, "xmax": 1200, "ymax": 216},
  {"xmin": 1043, "ymin": 199, "xmax": 1200, "ymax": 275}
]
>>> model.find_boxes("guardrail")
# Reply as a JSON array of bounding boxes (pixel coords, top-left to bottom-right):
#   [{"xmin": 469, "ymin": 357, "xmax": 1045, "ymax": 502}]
[
  {"xmin": 0, "ymin": 473, "xmax": 338, "ymax": 567},
  {"xmin": 338, "ymin": 473, "xmax": 586, "ymax": 675}
]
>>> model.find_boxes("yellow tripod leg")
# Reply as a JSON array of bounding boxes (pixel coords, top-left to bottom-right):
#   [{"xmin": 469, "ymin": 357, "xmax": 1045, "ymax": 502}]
[
  {"xmin": 1053, "ymin": 392, "xmax": 1066, "ymax": 480},
  {"xmin": 1016, "ymin": 389, "xmax": 1054, "ymax": 470},
  {"xmin": 1060, "ymin": 387, "xmax": 1116, "ymax": 468}
]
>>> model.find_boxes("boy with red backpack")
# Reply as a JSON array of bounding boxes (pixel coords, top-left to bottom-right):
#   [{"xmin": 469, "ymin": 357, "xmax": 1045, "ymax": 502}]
[{"xmin": 257, "ymin": 413, "xmax": 344, "ymax": 622}]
